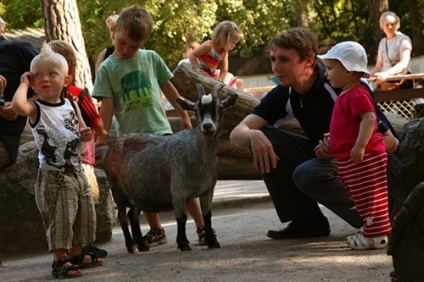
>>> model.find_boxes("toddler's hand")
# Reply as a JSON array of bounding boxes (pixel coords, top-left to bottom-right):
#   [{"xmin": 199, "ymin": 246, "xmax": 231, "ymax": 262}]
[
  {"xmin": 80, "ymin": 127, "xmax": 92, "ymax": 141},
  {"xmin": 20, "ymin": 72, "xmax": 33, "ymax": 87}
]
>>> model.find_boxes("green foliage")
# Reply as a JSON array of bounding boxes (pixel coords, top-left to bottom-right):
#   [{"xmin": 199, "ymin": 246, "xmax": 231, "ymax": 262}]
[
  {"xmin": 311, "ymin": 0, "xmax": 369, "ymax": 43},
  {"xmin": 217, "ymin": 0, "xmax": 291, "ymax": 57},
  {"xmin": 2, "ymin": 0, "xmax": 424, "ymax": 68},
  {"xmin": 144, "ymin": 0, "xmax": 218, "ymax": 67},
  {"xmin": 0, "ymin": 0, "xmax": 42, "ymax": 28}
]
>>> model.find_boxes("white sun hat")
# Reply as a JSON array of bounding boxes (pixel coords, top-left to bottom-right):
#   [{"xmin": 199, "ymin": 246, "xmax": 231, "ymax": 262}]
[{"xmin": 317, "ymin": 41, "xmax": 370, "ymax": 77}]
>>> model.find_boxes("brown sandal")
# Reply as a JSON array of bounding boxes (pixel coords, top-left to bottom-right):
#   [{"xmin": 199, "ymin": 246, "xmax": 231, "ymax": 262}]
[{"xmin": 51, "ymin": 256, "xmax": 82, "ymax": 279}]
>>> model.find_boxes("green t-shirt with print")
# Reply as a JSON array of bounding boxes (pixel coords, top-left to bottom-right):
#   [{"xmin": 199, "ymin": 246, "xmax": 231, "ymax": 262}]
[{"xmin": 92, "ymin": 49, "xmax": 173, "ymax": 136}]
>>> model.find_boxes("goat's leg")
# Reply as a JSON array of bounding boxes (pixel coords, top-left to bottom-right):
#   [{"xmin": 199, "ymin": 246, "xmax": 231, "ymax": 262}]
[
  {"xmin": 128, "ymin": 207, "xmax": 149, "ymax": 252},
  {"xmin": 116, "ymin": 204, "xmax": 137, "ymax": 254},
  {"xmin": 200, "ymin": 191, "xmax": 220, "ymax": 249},
  {"xmin": 176, "ymin": 214, "xmax": 191, "ymax": 251},
  {"xmin": 203, "ymin": 211, "xmax": 220, "ymax": 248}
]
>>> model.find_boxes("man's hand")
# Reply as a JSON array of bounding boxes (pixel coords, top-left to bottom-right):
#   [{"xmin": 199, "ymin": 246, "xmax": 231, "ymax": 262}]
[
  {"xmin": 250, "ymin": 130, "xmax": 279, "ymax": 174},
  {"xmin": 314, "ymin": 133, "xmax": 332, "ymax": 159},
  {"xmin": 0, "ymin": 102, "xmax": 18, "ymax": 120}
]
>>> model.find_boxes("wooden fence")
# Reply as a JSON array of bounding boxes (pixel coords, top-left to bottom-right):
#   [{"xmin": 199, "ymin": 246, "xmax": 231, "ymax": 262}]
[{"xmin": 245, "ymin": 74, "xmax": 424, "ymax": 121}]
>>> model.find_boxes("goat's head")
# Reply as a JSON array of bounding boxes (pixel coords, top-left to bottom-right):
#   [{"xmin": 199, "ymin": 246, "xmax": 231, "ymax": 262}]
[{"xmin": 176, "ymin": 83, "xmax": 238, "ymax": 134}]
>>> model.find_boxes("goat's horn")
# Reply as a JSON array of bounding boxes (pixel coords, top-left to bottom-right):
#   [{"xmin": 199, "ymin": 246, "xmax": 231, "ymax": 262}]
[
  {"xmin": 211, "ymin": 83, "xmax": 225, "ymax": 97},
  {"xmin": 195, "ymin": 83, "xmax": 206, "ymax": 98}
]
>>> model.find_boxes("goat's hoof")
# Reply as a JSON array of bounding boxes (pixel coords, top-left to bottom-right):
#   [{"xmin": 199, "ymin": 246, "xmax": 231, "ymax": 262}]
[
  {"xmin": 137, "ymin": 244, "xmax": 150, "ymax": 252},
  {"xmin": 207, "ymin": 240, "xmax": 220, "ymax": 249},
  {"xmin": 178, "ymin": 243, "xmax": 192, "ymax": 251},
  {"xmin": 127, "ymin": 245, "xmax": 138, "ymax": 254}
]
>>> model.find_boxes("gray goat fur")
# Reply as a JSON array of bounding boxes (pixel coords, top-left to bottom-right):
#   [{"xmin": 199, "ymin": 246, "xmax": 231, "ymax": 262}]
[{"xmin": 100, "ymin": 83, "xmax": 238, "ymax": 253}]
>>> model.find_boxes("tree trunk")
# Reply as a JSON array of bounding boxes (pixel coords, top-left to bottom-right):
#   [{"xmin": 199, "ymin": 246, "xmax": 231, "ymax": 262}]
[
  {"xmin": 294, "ymin": 0, "xmax": 309, "ymax": 28},
  {"xmin": 366, "ymin": 0, "xmax": 388, "ymax": 63},
  {"xmin": 172, "ymin": 63, "xmax": 260, "ymax": 130},
  {"xmin": 39, "ymin": 0, "xmax": 93, "ymax": 90},
  {"xmin": 406, "ymin": 0, "xmax": 424, "ymax": 56}
]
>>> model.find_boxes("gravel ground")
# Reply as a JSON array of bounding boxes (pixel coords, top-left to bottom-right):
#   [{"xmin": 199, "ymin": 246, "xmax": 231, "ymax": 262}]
[{"xmin": 0, "ymin": 200, "xmax": 393, "ymax": 282}]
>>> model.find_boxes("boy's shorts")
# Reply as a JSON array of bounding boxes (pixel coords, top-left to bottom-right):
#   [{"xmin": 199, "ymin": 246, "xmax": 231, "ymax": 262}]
[
  {"xmin": 35, "ymin": 168, "xmax": 96, "ymax": 251},
  {"xmin": 82, "ymin": 163, "xmax": 100, "ymax": 204}
]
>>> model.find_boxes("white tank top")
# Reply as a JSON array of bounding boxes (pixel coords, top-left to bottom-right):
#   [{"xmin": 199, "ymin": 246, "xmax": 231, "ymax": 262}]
[{"xmin": 31, "ymin": 98, "xmax": 82, "ymax": 171}]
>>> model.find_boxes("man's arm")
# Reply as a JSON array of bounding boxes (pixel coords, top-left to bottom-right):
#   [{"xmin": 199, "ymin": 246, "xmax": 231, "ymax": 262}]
[
  {"xmin": 382, "ymin": 128, "xmax": 398, "ymax": 155},
  {"xmin": 230, "ymin": 114, "xmax": 279, "ymax": 173}
]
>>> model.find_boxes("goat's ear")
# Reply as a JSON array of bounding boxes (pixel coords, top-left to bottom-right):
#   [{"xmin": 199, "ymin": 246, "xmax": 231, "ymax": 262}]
[
  {"xmin": 176, "ymin": 98, "xmax": 196, "ymax": 111},
  {"xmin": 222, "ymin": 94, "xmax": 238, "ymax": 109},
  {"xmin": 196, "ymin": 83, "xmax": 206, "ymax": 98}
]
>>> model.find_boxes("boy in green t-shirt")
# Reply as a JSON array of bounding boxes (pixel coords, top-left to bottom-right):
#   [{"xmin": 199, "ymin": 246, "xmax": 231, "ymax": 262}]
[{"xmin": 92, "ymin": 5, "xmax": 206, "ymax": 246}]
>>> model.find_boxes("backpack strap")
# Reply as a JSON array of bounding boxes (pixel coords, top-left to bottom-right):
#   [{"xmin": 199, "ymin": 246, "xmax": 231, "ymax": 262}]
[{"xmin": 66, "ymin": 85, "xmax": 89, "ymax": 104}]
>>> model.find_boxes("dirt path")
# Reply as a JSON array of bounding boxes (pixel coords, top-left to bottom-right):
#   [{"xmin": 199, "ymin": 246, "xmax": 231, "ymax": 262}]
[{"xmin": 0, "ymin": 201, "xmax": 393, "ymax": 281}]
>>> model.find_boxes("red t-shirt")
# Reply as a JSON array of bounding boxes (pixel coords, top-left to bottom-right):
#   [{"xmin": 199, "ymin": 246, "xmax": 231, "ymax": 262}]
[
  {"xmin": 330, "ymin": 84, "xmax": 385, "ymax": 160},
  {"xmin": 65, "ymin": 85, "xmax": 100, "ymax": 166},
  {"xmin": 66, "ymin": 85, "xmax": 101, "ymax": 128}
]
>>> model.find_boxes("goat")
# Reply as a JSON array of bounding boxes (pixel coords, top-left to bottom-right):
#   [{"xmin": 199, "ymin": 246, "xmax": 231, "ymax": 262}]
[{"xmin": 100, "ymin": 83, "xmax": 238, "ymax": 253}]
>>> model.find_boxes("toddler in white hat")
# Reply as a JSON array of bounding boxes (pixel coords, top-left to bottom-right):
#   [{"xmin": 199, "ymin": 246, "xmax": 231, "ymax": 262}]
[
  {"xmin": 318, "ymin": 41, "xmax": 370, "ymax": 79},
  {"xmin": 318, "ymin": 41, "xmax": 392, "ymax": 250}
]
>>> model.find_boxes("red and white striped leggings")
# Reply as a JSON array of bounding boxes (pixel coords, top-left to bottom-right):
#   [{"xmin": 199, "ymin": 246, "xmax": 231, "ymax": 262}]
[{"xmin": 338, "ymin": 152, "xmax": 391, "ymax": 238}]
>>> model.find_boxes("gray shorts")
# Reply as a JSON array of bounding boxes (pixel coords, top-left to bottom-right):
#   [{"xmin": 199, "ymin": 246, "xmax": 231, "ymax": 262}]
[{"xmin": 35, "ymin": 168, "xmax": 96, "ymax": 251}]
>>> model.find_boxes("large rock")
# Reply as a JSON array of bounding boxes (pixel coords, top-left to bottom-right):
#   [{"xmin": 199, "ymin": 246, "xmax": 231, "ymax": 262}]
[
  {"xmin": 387, "ymin": 182, "xmax": 424, "ymax": 281},
  {"xmin": 0, "ymin": 141, "xmax": 114, "ymax": 255},
  {"xmin": 387, "ymin": 118, "xmax": 424, "ymax": 281},
  {"xmin": 395, "ymin": 118, "xmax": 424, "ymax": 210},
  {"xmin": 0, "ymin": 142, "xmax": 46, "ymax": 254}
]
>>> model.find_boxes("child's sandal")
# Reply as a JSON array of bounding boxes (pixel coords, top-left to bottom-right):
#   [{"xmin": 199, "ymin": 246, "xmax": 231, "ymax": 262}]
[
  {"xmin": 51, "ymin": 256, "xmax": 82, "ymax": 279},
  {"xmin": 71, "ymin": 250, "xmax": 103, "ymax": 269},
  {"xmin": 346, "ymin": 232, "xmax": 388, "ymax": 250}
]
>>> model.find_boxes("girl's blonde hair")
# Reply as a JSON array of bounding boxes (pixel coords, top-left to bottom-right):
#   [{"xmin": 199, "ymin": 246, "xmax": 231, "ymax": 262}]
[
  {"xmin": 211, "ymin": 21, "xmax": 242, "ymax": 47},
  {"xmin": 106, "ymin": 14, "xmax": 119, "ymax": 29}
]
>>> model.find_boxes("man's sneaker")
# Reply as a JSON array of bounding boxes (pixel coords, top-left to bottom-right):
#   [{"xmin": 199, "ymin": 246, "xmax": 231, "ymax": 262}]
[
  {"xmin": 145, "ymin": 228, "xmax": 167, "ymax": 246},
  {"xmin": 266, "ymin": 216, "xmax": 331, "ymax": 240}
]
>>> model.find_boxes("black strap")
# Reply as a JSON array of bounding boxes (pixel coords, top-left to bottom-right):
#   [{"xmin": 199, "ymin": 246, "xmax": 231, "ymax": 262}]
[
  {"xmin": 385, "ymin": 39, "xmax": 396, "ymax": 67},
  {"xmin": 104, "ymin": 46, "xmax": 115, "ymax": 61}
]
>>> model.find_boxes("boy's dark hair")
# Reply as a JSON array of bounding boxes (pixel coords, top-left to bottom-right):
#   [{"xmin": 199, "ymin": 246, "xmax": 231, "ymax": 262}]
[
  {"xmin": 116, "ymin": 6, "xmax": 153, "ymax": 42},
  {"xmin": 269, "ymin": 27, "xmax": 318, "ymax": 67}
]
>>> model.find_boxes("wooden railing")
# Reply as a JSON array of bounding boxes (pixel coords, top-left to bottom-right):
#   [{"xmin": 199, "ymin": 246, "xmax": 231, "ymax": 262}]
[
  {"xmin": 374, "ymin": 87, "xmax": 424, "ymax": 102},
  {"xmin": 244, "ymin": 74, "xmax": 424, "ymax": 120}
]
